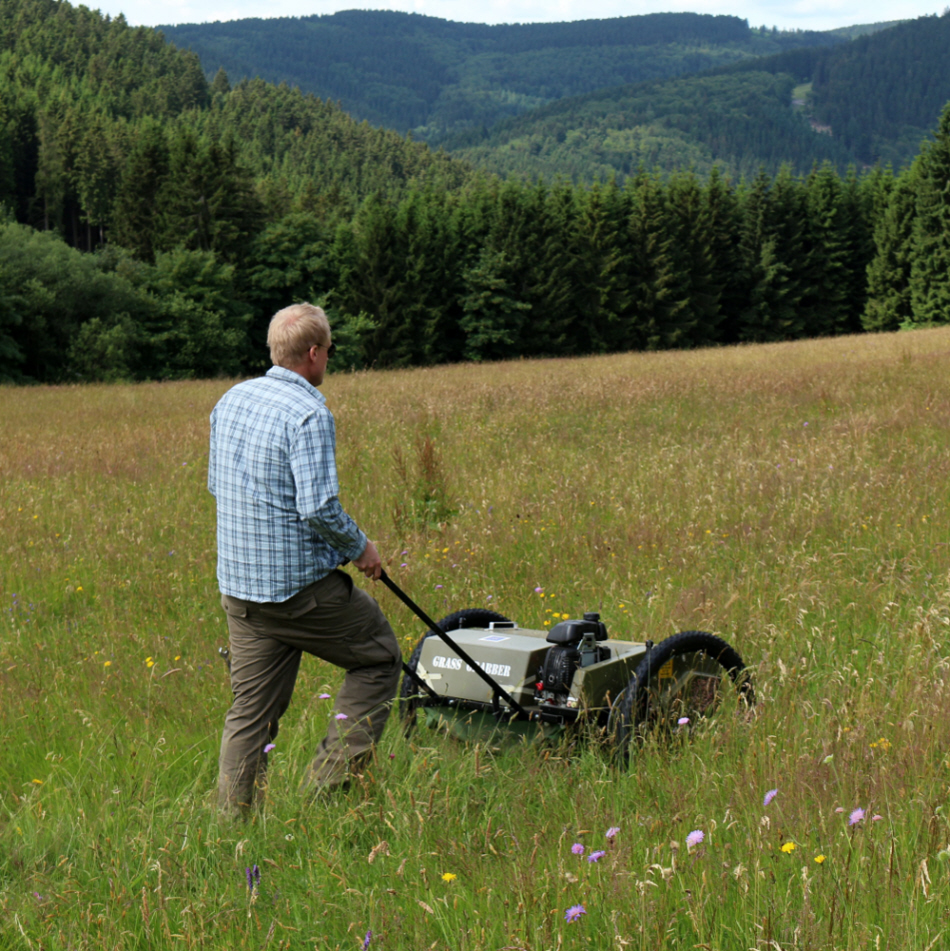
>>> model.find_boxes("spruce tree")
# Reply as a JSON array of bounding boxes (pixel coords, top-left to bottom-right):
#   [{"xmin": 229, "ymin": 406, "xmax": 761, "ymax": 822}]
[
  {"xmin": 908, "ymin": 102, "xmax": 950, "ymax": 326},
  {"xmin": 862, "ymin": 169, "xmax": 917, "ymax": 332},
  {"xmin": 799, "ymin": 162, "xmax": 852, "ymax": 337}
]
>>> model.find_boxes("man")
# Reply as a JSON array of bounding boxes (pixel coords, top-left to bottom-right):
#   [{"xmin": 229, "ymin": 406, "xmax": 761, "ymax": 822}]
[{"xmin": 208, "ymin": 302, "xmax": 401, "ymax": 813}]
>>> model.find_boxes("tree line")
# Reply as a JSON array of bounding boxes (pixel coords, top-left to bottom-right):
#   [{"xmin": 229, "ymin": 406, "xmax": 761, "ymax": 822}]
[{"xmin": 2, "ymin": 101, "xmax": 948, "ymax": 382}]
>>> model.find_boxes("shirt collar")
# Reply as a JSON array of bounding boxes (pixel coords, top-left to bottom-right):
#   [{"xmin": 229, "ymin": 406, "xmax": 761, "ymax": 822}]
[{"xmin": 266, "ymin": 365, "xmax": 326, "ymax": 404}]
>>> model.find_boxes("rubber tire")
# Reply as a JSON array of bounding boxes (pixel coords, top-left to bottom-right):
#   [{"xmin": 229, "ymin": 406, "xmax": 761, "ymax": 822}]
[
  {"xmin": 611, "ymin": 630, "xmax": 753, "ymax": 761},
  {"xmin": 399, "ymin": 608, "xmax": 512, "ymax": 731}
]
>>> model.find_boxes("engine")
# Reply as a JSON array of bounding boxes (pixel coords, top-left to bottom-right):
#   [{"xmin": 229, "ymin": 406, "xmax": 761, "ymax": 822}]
[{"xmin": 535, "ymin": 613, "xmax": 610, "ymax": 706}]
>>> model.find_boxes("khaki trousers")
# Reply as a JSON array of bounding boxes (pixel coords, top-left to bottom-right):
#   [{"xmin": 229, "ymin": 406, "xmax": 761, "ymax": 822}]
[{"xmin": 217, "ymin": 569, "xmax": 401, "ymax": 812}]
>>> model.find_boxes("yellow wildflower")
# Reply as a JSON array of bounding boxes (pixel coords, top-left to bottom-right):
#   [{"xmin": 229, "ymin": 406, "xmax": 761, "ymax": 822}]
[
  {"xmin": 814, "ymin": 855, "xmax": 826, "ymax": 864},
  {"xmin": 441, "ymin": 873, "xmax": 457, "ymax": 883},
  {"xmin": 781, "ymin": 842, "xmax": 796, "ymax": 854},
  {"xmin": 104, "ymin": 661, "xmax": 111, "ymax": 667}
]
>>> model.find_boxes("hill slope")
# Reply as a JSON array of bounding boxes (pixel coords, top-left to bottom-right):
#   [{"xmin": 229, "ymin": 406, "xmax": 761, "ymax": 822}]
[
  {"xmin": 0, "ymin": 0, "xmax": 474, "ymax": 233},
  {"xmin": 734, "ymin": 11, "xmax": 950, "ymax": 167},
  {"xmin": 445, "ymin": 11, "xmax": 950, "ymax": 180},
  {"xmin": 157, "ymin": 11, "xmax": 846, "ymax": 142}
]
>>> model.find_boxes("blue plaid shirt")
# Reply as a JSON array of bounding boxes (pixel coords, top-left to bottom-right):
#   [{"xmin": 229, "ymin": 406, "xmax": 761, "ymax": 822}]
[{"xmin": 208, "ymin": 366, "xmax": 367, "ymax": 602}]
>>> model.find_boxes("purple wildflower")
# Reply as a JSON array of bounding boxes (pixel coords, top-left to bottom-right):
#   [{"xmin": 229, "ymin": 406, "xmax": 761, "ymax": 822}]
[
  {"xmin": 587, "ymin": 850, "xmax": 607, "ymax": 863},
  {"xmin": 571, "ymin": 843, "xmax": 585, "ymax": 855},
  {"xmin": 677, "ymin": 716, "xmax": 690, "ymax": 725},
  {"xmin": 253, "ymin": 865, "xmax": 261, "ymax": 884},
  {"xmin": 849, "ymin": 808, "xmax": 865, "ymax": 826},
  {"xmin": 362, "ymin": 931, "xmax": 372, "ymax": 950},
  {"xmin": 263, "ymin": 743, "xmax": 275, "ymax": 753},
  {"xmin": 564, "ymin": 904, "xmax": 586, "ymax": 923},
  {"xmin": 400, "ymin": 563, "xmax": 408, "ymax": 568},
  {"xmin": 319, "ymin": 693, "xmax": 331, "ymax": 699},
  {"xmin": 245, "ymin": 867, "xmax": 253, "ymax": 890},
  {"xmin": 335, "ymin": 713, "xmax": 348, "ymax": 721},
  {"xmin": 606, "ymin": 826, "xmax": 620, "ymax": 840},
  {"xmin": 435, "ymin": 585, "xmax": 443, "ymax": 589},
  {"xmin": 872, "ymin": 814, "xmax": 884, "ymax": 822},
  {"xmin": 763, "ymin": 788, "xmax": 778, "ymax": 807},
  {"xmin": 685, "ymin": 830, "xmax": 704, "ymax": 849}
]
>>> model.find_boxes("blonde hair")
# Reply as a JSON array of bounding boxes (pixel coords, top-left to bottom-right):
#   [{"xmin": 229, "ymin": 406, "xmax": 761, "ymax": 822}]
[{"xmin": 267, "ymin": 303, "xmax": 330, "ymax": 368}]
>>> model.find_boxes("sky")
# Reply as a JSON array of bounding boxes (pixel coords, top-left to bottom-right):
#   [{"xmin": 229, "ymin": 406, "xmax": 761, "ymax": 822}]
[{"xmin": 91, "ymin": 0, "xmax": 946, "ymax": 34}]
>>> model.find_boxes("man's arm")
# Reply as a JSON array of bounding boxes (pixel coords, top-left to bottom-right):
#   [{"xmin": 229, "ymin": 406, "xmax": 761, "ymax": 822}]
[{"xmin": 290, "ymin": 410, "xmax": 369, "ymax": 563}]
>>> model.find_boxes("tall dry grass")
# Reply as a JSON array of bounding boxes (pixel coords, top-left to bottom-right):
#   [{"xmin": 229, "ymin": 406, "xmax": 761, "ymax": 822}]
[{"xmin": 1, "ymin": 327, "xmax": 949, "ymax": 949}]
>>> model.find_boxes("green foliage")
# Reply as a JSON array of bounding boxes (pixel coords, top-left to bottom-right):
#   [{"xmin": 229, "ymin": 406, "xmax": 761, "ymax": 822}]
[
  {"xmin": 448, "ymin": 71, "xmax": 859, "ymax": 182},
  {"xmin": 0, "ymin": 221, "xmax": 145, "ymax": 381},
  {"xmin": 727, "ymin": 12, "xmax": 950, "ymax": 168},
  {"xmin": 863, "ymin": 170, "xmax": 916, "ymax": 332},
  {"xmin": 0, "ymin": 259, "xmax": 23, "ymax": 381},
  {"xmin": 158, "ymin": 10, "xmax": 843, "ymax": 142},
  {"xmin": 459, "ymin": 248, "xmax": 531, "ymax": 361},
  {"xmin": 907, "ymin": 103, "xmax": 950, "ymax": 328}
]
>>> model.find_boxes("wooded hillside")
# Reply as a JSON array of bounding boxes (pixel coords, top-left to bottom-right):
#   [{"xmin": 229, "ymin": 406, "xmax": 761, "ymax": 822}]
[{"xmin": 158, "ymin": 11, "xmax": 846, "ymax": 143}]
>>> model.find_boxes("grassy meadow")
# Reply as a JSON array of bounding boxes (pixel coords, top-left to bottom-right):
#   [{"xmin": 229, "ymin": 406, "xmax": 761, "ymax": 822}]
[{"xmin": 2, "ymin": 327, "xmax": 950, "ymax": 950}]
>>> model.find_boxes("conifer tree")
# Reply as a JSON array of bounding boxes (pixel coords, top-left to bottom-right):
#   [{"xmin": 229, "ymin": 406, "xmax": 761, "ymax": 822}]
[
  {"xmin": 112, "ymin": 118, "xmax": 170, "ymax": 261},
  {"xmin": 625, "ymin": 172, "xmax": 690, "ymax": 350},
  {"xmin": 666, "ymin": 171, "xmax": 722, "ymax": 347},
  {"xmin": 908, "ymin": 102, "xmax": 950, "ymax": 326},
  {"xmin": 736, "ymin": 167, "xmax": 805, "ymax": 341},
  {"xmin": 862, "ymin": 169, "xmax": 916, "ymax": 332},
  {"xmin": 703, "ymin": 166, "xmax": 744, "ymax": 343},
  {"xmin": 799, "ymin": 162, "xmax": 853, "ymax": 337},
  {"xmin": 570, "ymin": 180, "xmax": 631, "ymax": 353},
  {"xmin": 460, "ymin": 248, "xmax": 531, "ymax": 361}
]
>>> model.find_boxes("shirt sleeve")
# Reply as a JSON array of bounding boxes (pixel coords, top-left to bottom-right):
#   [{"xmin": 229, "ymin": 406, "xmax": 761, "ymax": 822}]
[
  {"xmin": 207, "ymin": 407, "xmax": 217, "ymax": 498},
  {"xmin": 290, "ymin": 409, "xmax": 367, "ymax": 561}
]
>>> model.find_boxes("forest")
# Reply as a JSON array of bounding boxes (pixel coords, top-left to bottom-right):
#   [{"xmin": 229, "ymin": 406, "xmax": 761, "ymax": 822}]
[
  {"xmin": 0, "ymin": 0, "xmax": 949, "ymax": 384},
  {"xmin": 449, "ymin": 12, "xmax": 950, "ymax": 180},
  {"xmin": 158, "ymin": 11, "xmax": 849, "ymax": 141},
  {"xmin": 724, "ymin": 11, "xmax": 950, "ymax": 168}
]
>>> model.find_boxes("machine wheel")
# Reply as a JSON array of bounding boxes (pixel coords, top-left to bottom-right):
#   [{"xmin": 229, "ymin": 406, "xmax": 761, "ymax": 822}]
[
  {"xmin": 399, "ymin": 608, "xmax": 511, "ymax": 730},
  {"xmin": 610, "ymin": 631, "xmax": 753, "ymax": 760}
]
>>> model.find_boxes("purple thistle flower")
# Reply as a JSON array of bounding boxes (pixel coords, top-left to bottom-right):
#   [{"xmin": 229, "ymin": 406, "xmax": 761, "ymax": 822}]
[
  {"xmin": 849, "ymin": 808, "xmax": 865, "ymax": 826},
  {"xmin": 335, "ymin": 713, "xmax": 348, "ymax": 721},
  {"xmin": 587, "ymin": 850, "xmax": 607, "ymax": 863},
  {"xmin": 763, "ymin": 788, "xmax": 778, "ymax": 807},
  {"xmin": 362, "ymin": 931, "xmax": 372, "ymax": 950},
  {"xmin": 606, "ymin": 826, "xmax": 620, "ymax": 840},
  {"xmin": 571, "ymin": 843, "xmax": 585, "ymax": 855},
  {"xmin": 263, "ymin": 743, "xmax": 275, "ymax": 753},
  {"xmin": 564, "ymin": 904, "xmax": 586, "ymax": 923},
  {"xmin": 685, "ymin": 830, "xmax": 704, "ymax": 849}
]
